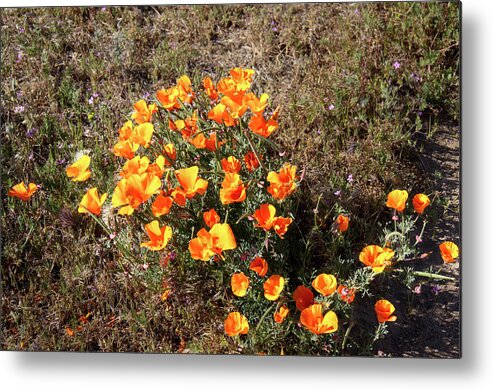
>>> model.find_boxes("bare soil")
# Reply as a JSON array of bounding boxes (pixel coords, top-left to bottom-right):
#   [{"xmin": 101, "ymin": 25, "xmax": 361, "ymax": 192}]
[{"xmin": 376, "ymin": 124, "xmax": 461, "ymax": 358}]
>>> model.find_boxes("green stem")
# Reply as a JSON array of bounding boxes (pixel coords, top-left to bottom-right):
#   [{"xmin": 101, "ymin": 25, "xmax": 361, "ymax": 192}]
[
  {"xmin": 314, "ymin": 194, "xmax": 322, "ymax": 228},
  {"xmin": 393, "ymin": 268, "xmax": 455, "ymax": 281},
  {"xmin": 413, "ymin": 220, "xmax": 427, "ymax": 247},
  {"xmin": 82, "ymin": 208, "xmax": 142, "ymax": 271},
  {"xmin": 241, "ymin": 122, "xmax": 266, "ymax": 172},
  {"xmin": 256, "ymin": 303, "xmax": 275, "ymax": 332},
  {"xmin": 342, "ymin": 321, "xmax": 355, "ymax": 351},
  {"xmin": 385, "ymin": 231, "xmax": 405, "ymax": 242}
]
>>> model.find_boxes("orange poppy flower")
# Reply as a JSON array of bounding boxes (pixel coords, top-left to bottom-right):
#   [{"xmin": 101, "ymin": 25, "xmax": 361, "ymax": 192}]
[
  {"xmin": 220, "ymin": 94, "xmax": 248, "ymax": 119},
  {"xmin": 157, "ymin": 86, "xmax": 181, "ymax": 111},
  {"xmin": 267, "ymin": 163, "xmax": 298, "ymax": 201},
  {"xmin": 140, "ymin": 220, "xmax": 173, "ymax": 251},
  {"xmin": 359, "ymin": 245, "xmax": 395, "ymax": 273},
  {"xmin": 189, "ymin": 133, "xmax": 207, "ymax": 149},
  {"xmin": 224, "ymin": 312, "xmax": 249, "ymax": 336},
  {"xmin": 203, "ymin": 77, "xmax": 218, "ymax": 101},
  {"xmin": 300, "ymin": 304, "xmax": 338, "ymax": 335},
  {"xmin": 374, "ymin": 299, "xmax": 397, "ymax": 323},
  {"xmin": 229, "ymin": 67, "xmax": 255, "ymax": 92},
  {"xmin": 274, "ymin": 305, "xmax": 289, "ymax": 324},
  {"xmin": 253, "ymin": 203, "xmax": 276, "ymax": 231},
  {"xmin": 147, "ymin": 155, "xmax": 166, "ymax": 179},
  {"xmin": 176, "ymin": 75, "xmax": 195, "ymax": 104},
  {"xmin": 219, "ymin": 173, "xmax": 247, "ymax": 205},
  {"xmin": 162, "ymin": 143, "xmax": 177, "ymax": 166},
  {"xmin": 117, "ymin": 120, "xmax": 134, "ymax": 141},
  {"xmin": 248, "ymin": 113, "xmax": 278, "ymax": 138},
  {"xmin": 221, "ymin": 156, "xmax": 241, "ymax": 174},
  {"xmin": 231, "ymin": 272, "xmax": 250, "ymax": 297},
  {"xmin": 111, "ymin": 173, "xmax": 162, "ymax": 215},
  {"xmin": 151, "ymin": 194, "xmax": 173, "ymax": 217},
  {"xmin": 171, "ymin": 187, "xmax": 187, "ymax": 207},
  {"xmin": 293, "ymin": 285, "xmax": 314, "ymax": 311},
  {"xmin": 78, "ymin": 187, "xmax": 107, "ymax": 215},
  {"xmin": 439, "ymin": 241, "xmax": 459, "ymax": 263},
  {"xmin": 188, "ymin": 223, "xmax": 237, "ymax": 261},
  {"xmin": 335, "ymin": 214, "xmax": 349, "ymax": 233},
  {"xmin": 208, "ymin": 103, "xmax": 237, "ymax": 127},
  {"xmin": 66, "ymin": 155, "xmax": 91, "ymax": 182},
  {"xmin": 175, "ymin": 166, "xmax": 208, "ymax": 199},
  {"xmin": 249, "ymin": 257, "xmax": 268, "ymax": 277},
  {"xmin": 312, "ymin": 274, "xmax": 337, "ymax": 297},
  {"xmin": 244, "ymin": 151, "xmax": 261, "ymax": 172},
  {"xmin": 113, "ymin": 139, "xmax": 139, "ymax": 159},
  {"xmin": 120, "ymin": 155, "xmax": 150, "ymax": 179},
  {"xmin": 203, "ymin": 209, "xmax": 220, "ymax": 228},
  {"xmin": 272, "ymin": 216, "xmax": 292, "ymax": 238},
  {"xmin": 205, "ymin": 132, "xmax": 223, "ymax": 151},
  {"xmin": 244, "ymin": 92, "xmax": 269, "ymax": 115},
  {"xmin": 130, "ymin": 123, "xmax": 154, "ymax": 148},
  {"xmin": 263, "ymin": 274, "xmax": 285, "ymax": 301},
  {"xmin": 337, "ymin": 285, "xmax": 356, "ymax": 304},
  {"xmin": 8, "ymin": 181, "xmax": 38, "ymax": 201},
  {"xmin": 131, "ymin": 100, "xmax": 157, "ymax": 124},
  {"xmin": 412, "ymin": 193, "xmax": 431, "ymax": 214},
  {"xmin": 216, "ymin": 76, "xmax": 238, "ymax": 97},
  {"xmin": 174, "ymin": 112, "xmax": 198, "ymax": 140},
  {"xmin": 386, "ymin": 190, "xmax": 409, "ymax": 212}
]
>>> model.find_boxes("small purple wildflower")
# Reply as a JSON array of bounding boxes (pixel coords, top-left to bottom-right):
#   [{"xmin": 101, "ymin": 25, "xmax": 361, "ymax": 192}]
[
  {"xmin": 417, "ymin": 111, "xmax": 423, "ymax": 117},
  {"xmin": 56, "ymin": 158, "xmax": 67, "ymax": 166},
  {"xmin": 16, "ymin": 51, "xmax": 23, "ymax": 63},
  {"xmin": 431, "ymin": 285, "xmax": 441, "ymax": 295},
  {"xmin": 415, "ymin": 235, "xmax": 423, "ymax": 244},
  {"xmin": 317, "ymin": 129, "xmax": 322, "ymax": 135},
  {"xmin": 328, "ymin": 104, "xmax": 335, "ymax": 111},
  {"xmin": 19, "ymin": 27, "xmax": 25, "ymax": 33},
  {"xmin": 88, "ymin": 96, "xmax": 94, "ymax": 105},
  {"xmin": 101, "ymin": 7, "xmax": 107, "ymax": 11},
  {"xmin": 334, "ymin": 190, "xmax": 342, "ymax": 197},
  {"xmin": 272, "ymin": 27, "xmax": 278, "ymax": 32},
  {"xmin": 26, "ymin": 127, "xmax": 38, "ymax": 138},
  {"xmin": 413, "ymin": 284, "xmax": 422, "ymax": 295},
  {"xmin": 410, "ymin": 72, "xmax": 422, "ymax": 82},
  {"xmin": 392, "ymin": 215, "xmax": 399, "ymax": 221},
  {"xmin": 142, "ymin": 91, "xmax": 151, "ymax": 99},
  {"xmin": 392, "ymin": 61, "xmax": 401, "ymax": 69},
  {"xmin": 14, "ymin": 106, "xmax": 25, "ymax": 114},
  {"xmin": 28, "ymin": 152, "xmax": 34, "ymax": 161},
  {"xmin": 347, "ymin": 174, "xmax": 353, "ymax": 183}
]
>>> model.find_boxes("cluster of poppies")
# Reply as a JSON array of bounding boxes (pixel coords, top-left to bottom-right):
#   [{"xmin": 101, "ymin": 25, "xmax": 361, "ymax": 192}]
[
  {"xmin": 7, "ymin": 67, "xmax": 460, "ymax": 349},
  {"xmin": 384, "ymin": 189, "xmax": 459, "ymax": 264},
  {"xmin": 225, "ymin": 270, "xmax": 358, "ymax": 336}
]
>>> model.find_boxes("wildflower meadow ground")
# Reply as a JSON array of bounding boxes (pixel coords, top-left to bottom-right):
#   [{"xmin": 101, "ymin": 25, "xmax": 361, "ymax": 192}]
[{"xmin": 1, "ymin": 3, "xmax": 460, "ymax": 356}]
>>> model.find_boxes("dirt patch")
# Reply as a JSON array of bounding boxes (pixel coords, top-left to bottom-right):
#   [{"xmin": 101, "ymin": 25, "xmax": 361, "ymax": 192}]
[{"xmin": 376, "ymin": 124, "xmax": 461, "ymax": 358}]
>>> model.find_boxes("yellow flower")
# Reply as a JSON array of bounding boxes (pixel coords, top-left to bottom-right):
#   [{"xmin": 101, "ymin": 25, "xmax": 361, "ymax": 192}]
[{"xmin": 66, "ymin": 155, "xmax": 91, "ymax": 182}]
